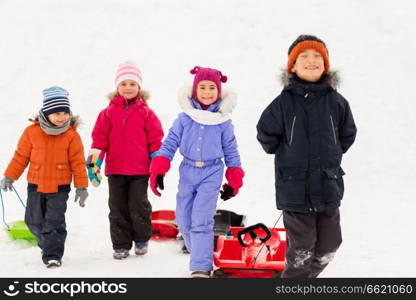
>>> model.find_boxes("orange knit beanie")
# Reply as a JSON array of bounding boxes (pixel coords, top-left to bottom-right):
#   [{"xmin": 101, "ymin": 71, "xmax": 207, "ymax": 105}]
[{"xmin": 287, "ymin": 35, "xmax": 330, "ymax": 73}]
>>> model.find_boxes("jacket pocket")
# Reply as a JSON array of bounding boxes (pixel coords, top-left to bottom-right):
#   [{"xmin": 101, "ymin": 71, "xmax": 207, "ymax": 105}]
[
  {"xmin": 28, "ymin": 163, "xmax": 41, "ymax": 184},
  {"xmin": 57, "ymin": 163, "xmax": 71, "ymax": 183},
  {"xmin": 330, "ymin": 115, "xmax": 338, "ymax": 145},
  {"xmin": 276, "ymin": 167, "xmax": 307, "ymax": 205},
  {"xmin": 289, "ymin": 115, "xmax": 297, "ymax": 146},
  {"xmin": 322, "ymin": 166, "xmax": 345, "ymax": 203}
]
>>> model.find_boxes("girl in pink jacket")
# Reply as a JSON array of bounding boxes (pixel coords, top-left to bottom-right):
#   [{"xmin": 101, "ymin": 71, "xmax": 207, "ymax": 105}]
[{"xmin": 87, "ymin": 61, "xmax": 164, "ymax": 259}]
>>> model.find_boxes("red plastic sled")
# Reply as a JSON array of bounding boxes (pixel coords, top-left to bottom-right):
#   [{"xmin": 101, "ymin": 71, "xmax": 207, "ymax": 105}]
[
  {"xmin": 151, "ymin": 210, "xmax": 179, "ymax": 239},
  {"xmin": 213, "ymin": 223, "xmax": 286, "ymax": 278}
]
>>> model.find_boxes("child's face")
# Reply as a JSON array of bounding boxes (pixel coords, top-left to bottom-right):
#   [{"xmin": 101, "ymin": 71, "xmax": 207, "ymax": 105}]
[
  {"xmin": 47, "ymin": 112, "xmax": 70, "ymax": 126},
  {"xmin": 117, "ymin": 80, "xmax": 140, "ymax": 99},
  {"xmin": 196, "ymin": 80, "xmax": 219, "ymax": 105},
  {"xmin": 291, "ymin": 49, "xmax": 325, "ymax": 82}
]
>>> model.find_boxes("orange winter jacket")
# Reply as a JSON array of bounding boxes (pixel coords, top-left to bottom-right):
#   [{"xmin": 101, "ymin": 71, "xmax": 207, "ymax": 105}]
[{"xmin": 4, "ymin": 118, "xmax": 88, "ymax": 193}]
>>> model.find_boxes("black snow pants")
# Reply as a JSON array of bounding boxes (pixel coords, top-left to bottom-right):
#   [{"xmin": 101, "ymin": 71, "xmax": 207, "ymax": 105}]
[
  {"xmin": 25, "ymin": 190, "xmax": 69, "ymax": 264},
  {"xmin": 281, "ymin": 208, "xmax": 342, "ymax": 278},
  {"xmin": 108, "ymin": 175, "xmax": 152, "ymax": 250}
]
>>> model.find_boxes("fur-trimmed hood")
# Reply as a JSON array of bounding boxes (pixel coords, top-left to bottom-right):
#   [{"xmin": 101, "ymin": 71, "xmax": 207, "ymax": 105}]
[
  {"xmin": 30, "ymin": 114, "xmax": 81, "ymax": 128},
  {"xmin": 178, "ymin": 85, "xmax": 237, "ymax": 125},
  {"xmin": 107, "ymin": 89, "xmax": 150, "ymax": 101},
  {"xmin": 280, "ymin": 69, "xmax": 341, "ymax": 89}
]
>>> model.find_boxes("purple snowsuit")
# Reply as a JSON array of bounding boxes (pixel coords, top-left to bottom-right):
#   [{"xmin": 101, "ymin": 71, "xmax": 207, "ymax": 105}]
[{"xmin": 158, "ymin": 88, "xmax": 242, "ymax": 271}]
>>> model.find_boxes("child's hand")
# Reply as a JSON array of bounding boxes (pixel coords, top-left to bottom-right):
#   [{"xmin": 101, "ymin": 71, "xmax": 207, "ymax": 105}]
[
  {"xmin": 149, "ymin": 155, "xmax": 171, "ymax": 197},
  {"xmin": 74, "ymin": 188, "xmax": 88, "ymax": 207},
  {"xmin": 0, "ymin": 177, "xmax": 14, "ymax": 192},
  {"xmin": 86, "ymin": 149, "xmax": 105, "ymax": 187},
  {"xmin": 221, "ymin": 167, "xmax": 245, "ymax": 199},
  {"xmin": 150, "ymin": 174, "xmax": 164, "ymax": 197},
  {"xmin": 220, "ymin": 184, "xmax": 235, "ymax": 200}
]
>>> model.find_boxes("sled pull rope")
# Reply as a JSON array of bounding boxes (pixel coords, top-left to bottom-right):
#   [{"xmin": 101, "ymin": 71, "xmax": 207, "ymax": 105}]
[
  {"xmin": 12, "ymin": 187, "xmax": 26, "ymax": 209},
  {"xmin": 0, "ymin": 190, "xmax": 10, "ymax": 230},
  {"xmin": 252, "ymin": 212, "xmax": 283, "ymax": 268}
]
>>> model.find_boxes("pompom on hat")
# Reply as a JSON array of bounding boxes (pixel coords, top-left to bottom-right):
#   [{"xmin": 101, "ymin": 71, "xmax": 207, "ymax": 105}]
[
  {"xmin": 115, "ymin": 60, "xmax": 143, "ymax": 87},
  {"xmin": 190, "ymin": 66, "xmax": 227, "ymax": 99},
  {"xmin": 287, "ymin": 35, "xmax": 330, "ymax": 73}
]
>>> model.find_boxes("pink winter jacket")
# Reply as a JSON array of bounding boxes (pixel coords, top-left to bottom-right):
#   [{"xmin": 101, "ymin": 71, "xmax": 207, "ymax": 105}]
[{"xmin": 91, "ymin": 93, "xmax": 164, "ymax": 176}]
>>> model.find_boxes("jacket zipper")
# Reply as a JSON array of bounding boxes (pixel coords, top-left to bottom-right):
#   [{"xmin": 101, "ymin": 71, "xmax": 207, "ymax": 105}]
[
  {"xmin": 306, "ymin": 171, "xmax": 315, "ymax": 212},
  {"xmin": 302, "ymin": 101, "xmax": 315, "ymax": 212},
  {"xmin": 330, "ymin": 115, "xmax": 337, "ymax": 144},
  {"xmin": 289, "ymin": 116, "xmax": 296, "ymax": 145}
]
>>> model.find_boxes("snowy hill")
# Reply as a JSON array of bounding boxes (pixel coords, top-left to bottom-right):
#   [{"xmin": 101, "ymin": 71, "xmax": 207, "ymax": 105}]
[{"xmin": 0, "ymin": 0, "xmax": 415, "ymax": 277}]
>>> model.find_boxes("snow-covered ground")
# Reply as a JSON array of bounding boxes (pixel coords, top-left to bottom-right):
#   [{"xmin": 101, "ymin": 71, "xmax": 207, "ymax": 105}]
[{"xmin": 0, "ymin": 0, "xmax": 415, "ymax": 277}]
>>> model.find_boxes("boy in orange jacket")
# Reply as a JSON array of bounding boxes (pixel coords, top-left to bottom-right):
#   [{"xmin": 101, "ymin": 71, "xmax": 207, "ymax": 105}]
[{"xmin": 0, "ymin": 86, "xmax": 88, "ymax": 268}]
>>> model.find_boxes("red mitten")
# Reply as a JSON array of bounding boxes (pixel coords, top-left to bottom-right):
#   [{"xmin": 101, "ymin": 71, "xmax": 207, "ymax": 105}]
[
  {"xmin": 225, "ymin": 167, "xmax": 245, "ymax": 196},
  {"xmin": 149, "ymin": 156, "xmax": 171, "ymax": 197}
]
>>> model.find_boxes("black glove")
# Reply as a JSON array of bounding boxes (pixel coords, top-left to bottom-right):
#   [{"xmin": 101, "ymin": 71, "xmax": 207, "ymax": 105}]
[
  {"xmin": 150, "ymin": 174, "xmax": 165, "ymax": 196},
  {"xmin": 156, "ymin": 174, "xmax": 164, "ymax": 190},
  {"xmin": 220, "ymin": 184, "xmax": 235, "ymax": 201}
]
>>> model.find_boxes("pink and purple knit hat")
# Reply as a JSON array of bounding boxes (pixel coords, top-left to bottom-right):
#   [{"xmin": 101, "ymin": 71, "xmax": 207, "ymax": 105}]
[
  {"xmin": 115, "ymin": 61, "xmax": 143, "ymax": 87},
  {"xmin": 190, "ymin": 66, "xmax": 228, "ymax": 99}
]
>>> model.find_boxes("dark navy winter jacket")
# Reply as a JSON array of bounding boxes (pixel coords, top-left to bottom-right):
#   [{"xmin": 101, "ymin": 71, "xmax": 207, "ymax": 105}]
[{"xmin": 256, "ymin": 73, "xmax": 357, "ymax": 213}]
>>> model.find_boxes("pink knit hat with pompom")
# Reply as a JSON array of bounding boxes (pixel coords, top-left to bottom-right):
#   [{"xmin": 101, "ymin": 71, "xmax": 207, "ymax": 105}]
[{"xmin": 190, "ymin": 66, "xmax": 227, "ymax": 99}]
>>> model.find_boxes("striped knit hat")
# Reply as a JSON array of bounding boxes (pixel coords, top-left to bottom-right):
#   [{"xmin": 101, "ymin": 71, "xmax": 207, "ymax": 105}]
[
  {"xmin": 115, "ymin": 61, "xmax": 143, "ymax": 87},
  {"xmin": 287, "ymin": 35, "xmax": 330, "ymax": 73},
  {"xmin": 42, "ymin": 86, "xmax": 70, "ymax": 116}
]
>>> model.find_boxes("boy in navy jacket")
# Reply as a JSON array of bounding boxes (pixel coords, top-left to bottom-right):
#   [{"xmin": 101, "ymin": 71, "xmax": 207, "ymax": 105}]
[{"xmin": 257, "ymin": 35, "xmax": 357, "ymax": 277}]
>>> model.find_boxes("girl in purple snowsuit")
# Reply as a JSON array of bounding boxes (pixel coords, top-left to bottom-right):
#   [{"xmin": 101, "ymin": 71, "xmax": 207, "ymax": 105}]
[{"xmin": 149, "ymin": 66, "xmax": 244, "ymax": 278}]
